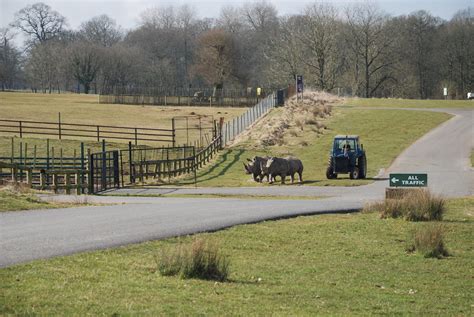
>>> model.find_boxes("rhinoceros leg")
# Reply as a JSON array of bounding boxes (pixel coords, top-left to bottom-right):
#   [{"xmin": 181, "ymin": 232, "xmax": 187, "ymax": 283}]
[
  {"xmin": 281, "ymin": 174, "xmax": 286, "ymax": 184},
  {"xmin": 298, "ymin": 172, "xmax": 303, "ymax": 183},
  {"xmin": 290, "ymin": 174, "xmax": 295, "ymax": 183}
]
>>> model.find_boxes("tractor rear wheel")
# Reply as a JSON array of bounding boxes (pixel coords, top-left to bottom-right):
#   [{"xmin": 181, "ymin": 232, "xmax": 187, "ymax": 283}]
[
  {"xmin": 358, "ymin": 155, "xmax": 367, "ymax": 179},
  {"xmin": 350, "ymin": 167, "xmax": 359, "ymax": 179},
  {"xmin": 326, "ymin": 158, "xmax": 337, "ymax": 179}
]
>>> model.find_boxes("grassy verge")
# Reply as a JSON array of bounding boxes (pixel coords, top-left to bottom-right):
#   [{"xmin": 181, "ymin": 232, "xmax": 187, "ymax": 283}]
[
  {"xmin": 343, "ymin": 97, "xmax": 474, "ymax": 109},
  {"xmin": 0, "ymin": 186, "xmax": 87, "ymax": 212},
  {"xmin": 179, "ymin": 108, "xmax": 451, "ymax": 186},
  {"xmin": 1, "ymin": 197, "xmax": 472, "ymax": 315}
]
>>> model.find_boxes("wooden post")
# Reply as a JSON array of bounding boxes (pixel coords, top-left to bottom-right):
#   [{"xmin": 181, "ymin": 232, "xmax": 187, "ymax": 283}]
[
  {"xmin": 171, "ymin": 118, "xmax": 176, "ymax": 147},
  {"xmin": 40, "ymin": 170, "xmax": 46, "ymax": 190},
  {"xmin": 80, "ymin": 142, "xmax": 85, "ymax": 194},
  {"xmin": 58, "ymin": 112, "xmax": 62, "ymax": 140},
  {"xmin": 19, "ymin": 121, "xmax": 23, "ymax": 138},
  {"xmin": 12, "ymin": 166, "xmax": 18, "ymax": 183},
  {"xmin": 27, "ymin": 169, "xmax": 33, "ymax": 188},
  {"xmin": 65, "ymin": 172, "xmax": 71, "ymax": 195},
  {"xmin": 134, "ymin": 128, "xmax": 138, "ymax": 146},
  {"xmin": 46, "ymin": 139, "xmax": 50, "ymax": 170},
  {"xmin": 97, "ymin": 126, "xmax": 100, "ymax": 142},
  {"xmin": 75, "ymin": 171, "xmax": 81, "ymax": 195},
  {"xmin": 52, "ymin": 173, "xmax": 58, "ymax": 193}
]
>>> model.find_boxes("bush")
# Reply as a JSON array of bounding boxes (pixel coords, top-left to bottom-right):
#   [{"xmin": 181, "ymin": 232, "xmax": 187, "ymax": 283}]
[
  {"xmin": 370, "ymin": 189, "xmax": 445, "ymax": 221},
  {"xmin": 407, "ymin": 223, "xmax": 450, "ymax": 258},
  {"xmin": 156, "ymin": 238, "xmax": 230, "ymax": 281}
]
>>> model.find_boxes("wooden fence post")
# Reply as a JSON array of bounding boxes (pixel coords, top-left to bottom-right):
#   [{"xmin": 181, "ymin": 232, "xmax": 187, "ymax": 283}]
[
  {"xmin": 75, "ymin": 171, "xmax": 81, "ymax": 195},
  {"xmin": 27, "ymin": 169, "xmax": 33, "ymax": 188},
  {"xmin": 65, "ymin": 172, "xmax": 71, "ymax": 195},
  {"xmin": 40, "ymin": 170, "xmax": 46, "ymax": 190}
]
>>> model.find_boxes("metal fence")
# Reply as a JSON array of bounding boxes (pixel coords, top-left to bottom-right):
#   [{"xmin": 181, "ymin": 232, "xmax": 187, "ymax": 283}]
[
  {"xmin": 221, "ymin": 93, "xmax": 276, "ymax": 145},
  {"xmin": 99, "ymin": 87, "xmax": 273, "ymax": 107}
]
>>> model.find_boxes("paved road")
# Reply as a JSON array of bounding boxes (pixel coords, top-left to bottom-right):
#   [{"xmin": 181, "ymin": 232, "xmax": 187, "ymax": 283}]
[{"xmin": 1, "ymin": 108, "xmax": 472, "ymax": 267}]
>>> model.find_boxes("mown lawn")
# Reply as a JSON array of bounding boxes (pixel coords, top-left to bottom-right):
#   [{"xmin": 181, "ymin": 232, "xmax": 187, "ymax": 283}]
[
  {"xmin": 180, "ymin": 108, "xmax": 451, "ymax": 187},
  {"xmin": 344, "ymin": 97, "xmax": 474, "ymax": 109},
  {"xmin": 1, "ymin": 197, "xmax": 472, "ymax": 315}
]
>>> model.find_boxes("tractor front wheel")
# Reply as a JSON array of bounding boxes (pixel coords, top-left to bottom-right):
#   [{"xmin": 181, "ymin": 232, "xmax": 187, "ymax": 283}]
[
  {"xmin": 350, "ymin": 167, "xmax": 359, "ymax": 179},
  {"xmin": 326, "ymin": 159, "xmax": 337, "ymax": 179},
  {"xmin": 358, "ymin": 155, "xmax": 367, "ymax": 179}
]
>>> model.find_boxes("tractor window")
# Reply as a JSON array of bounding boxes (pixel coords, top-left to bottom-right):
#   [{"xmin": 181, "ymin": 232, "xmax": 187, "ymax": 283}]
[{"xmin": 335, "ymin": 139, "xmax": 356, "ymax": 153}]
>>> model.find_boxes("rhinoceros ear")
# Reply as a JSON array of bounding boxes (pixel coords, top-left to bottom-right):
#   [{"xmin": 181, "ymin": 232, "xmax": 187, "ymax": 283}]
[{"xmin": 246, "ymin": 158, "xmax": 252, "ymax": 162}]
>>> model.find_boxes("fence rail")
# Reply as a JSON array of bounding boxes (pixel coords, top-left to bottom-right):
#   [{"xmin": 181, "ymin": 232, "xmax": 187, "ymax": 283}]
[{"xmin": 0, "ymin": 118, "xmax": 175, "ymax": 145}]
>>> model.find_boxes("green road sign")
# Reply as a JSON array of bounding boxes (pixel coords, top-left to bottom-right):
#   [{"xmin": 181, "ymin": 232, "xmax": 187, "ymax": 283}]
[{"xmin": 389, "ymin": 173, "xmax": 427, "ymax": 187}]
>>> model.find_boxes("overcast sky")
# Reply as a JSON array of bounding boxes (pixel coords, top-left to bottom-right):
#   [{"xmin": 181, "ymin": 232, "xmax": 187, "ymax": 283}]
[{"xmin": 1, "ymin": 0, "xmax": 471, "ymax": 40}]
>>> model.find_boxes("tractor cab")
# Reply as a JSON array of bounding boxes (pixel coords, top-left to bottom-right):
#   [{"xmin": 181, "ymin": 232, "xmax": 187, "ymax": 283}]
[{"xmin": 326, "ymin": 135, "xmax": 367, "ymax": 179}]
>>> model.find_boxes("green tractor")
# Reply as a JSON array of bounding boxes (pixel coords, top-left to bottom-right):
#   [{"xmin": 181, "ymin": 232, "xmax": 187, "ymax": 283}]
[{"xmin": 326, "ymin": 135, "xmax": 367, "ymax": 179}]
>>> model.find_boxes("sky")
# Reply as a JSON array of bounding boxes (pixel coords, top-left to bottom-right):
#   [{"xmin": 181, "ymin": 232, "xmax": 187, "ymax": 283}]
[{"xmin": 1, "ymin": 0, "xmax": 472, "ymax": 45}]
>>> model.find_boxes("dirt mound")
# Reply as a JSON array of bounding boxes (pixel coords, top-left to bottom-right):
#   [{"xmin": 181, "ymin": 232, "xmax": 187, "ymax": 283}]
[{"xmin": 232, "ymin": 91, "xmax": 341, "ymax": 147}]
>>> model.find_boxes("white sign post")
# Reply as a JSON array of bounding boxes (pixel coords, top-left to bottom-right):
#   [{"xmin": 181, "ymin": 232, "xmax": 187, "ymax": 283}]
[{"xmin": 443, "ymin": 87, "xmax": 448, "ymax": 100}]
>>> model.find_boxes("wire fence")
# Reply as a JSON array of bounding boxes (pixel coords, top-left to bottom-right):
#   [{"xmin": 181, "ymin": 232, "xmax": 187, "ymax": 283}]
[
  {"xmin": 221, "ymin": 93, "xmax": 276, "ymax": 145},
  {"xmin": 99, "ymin": 87, "xmax": 273, "ymax": 107}
]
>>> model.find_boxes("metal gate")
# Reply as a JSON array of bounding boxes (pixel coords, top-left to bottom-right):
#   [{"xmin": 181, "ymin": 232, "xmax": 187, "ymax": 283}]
[{"xmin": 89, "ymin": 150, "xmax": 120, "ymax": 193}]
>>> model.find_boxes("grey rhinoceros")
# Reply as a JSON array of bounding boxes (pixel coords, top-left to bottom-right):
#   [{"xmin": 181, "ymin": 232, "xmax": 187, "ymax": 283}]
[
  {"xmin": 243, "ymin": 156, "xmax": 269, "ymax": 182},
  {"xmin": 265, "ymin": 156, "xmax": 303, "ymax": 184}
]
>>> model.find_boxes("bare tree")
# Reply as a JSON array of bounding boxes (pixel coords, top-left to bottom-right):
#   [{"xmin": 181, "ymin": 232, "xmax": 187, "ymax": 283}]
[
  {"xmin": 264, "ymin": 15, "xmax": 303, "ymax": 85},
  {"xmin": 0, "ymin": 28, "xmax": 22, "ymax": 90},
  {"xmin": 241, "ymin": 0, "xmax": 278, "ymax": 33},
  {"xmin": 441, "ymin": 8, "xmax": 474, "ymax": 98},
  {"xmin": 79, "ymin": 15, "xmax": 122, "ymax": 47},
  {"xmin": 12, "ymin": 2, "xmax": 66, "ymax": 46},
  {"xmin": 298, "ymin": 3, "xmax": 343, "ymax": 90},
  {"xmin": 140, "ymin": 6, "xmax": 177, "ymax": 29},
  {"xmin": 345, "ymin": 3, "xmax": 397, "ymax": 97},
  {"xmin": 193, "ymin": 29, "xmax": 238, "ymax": 93},
  {"xmin": 68, "ymin": 41, "xmax": 101, "ymax": 94}
]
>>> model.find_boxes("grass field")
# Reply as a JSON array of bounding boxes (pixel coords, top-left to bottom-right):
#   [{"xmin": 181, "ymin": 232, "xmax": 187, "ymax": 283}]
[
  {"xmin": 179, "ymin": 108, "xmax": 451, "ymax": 187},
  {"xmin": 344, "ymin": 97, "xmax": 474, "ymax": 109},
  {"xmin": 0, "ymin": 93, "xmax": 458, "ymax": 187},
  {"xmin": 1, "ymin": 196, "xmax": 472, "ymax": 315},
  {"xmin": 0, "ymin": 92, "xmax": 247, "ymax": 146}
]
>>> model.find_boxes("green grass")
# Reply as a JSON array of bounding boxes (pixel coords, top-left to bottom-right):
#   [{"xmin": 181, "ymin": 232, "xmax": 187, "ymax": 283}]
[
  {"xmin": 180, "ymin": 108, "xmax": 451, "ymax": 186},
  {"xmin": 1, "ymin": 197, "xmax": 472, "ymax": 315},
  {"xmin": 0, "ymin": 187, "xmax": 75, "ymax": 212},
  {"xmin": 343, "ymin": 97, "xmax": 474, "ymax": 109}
]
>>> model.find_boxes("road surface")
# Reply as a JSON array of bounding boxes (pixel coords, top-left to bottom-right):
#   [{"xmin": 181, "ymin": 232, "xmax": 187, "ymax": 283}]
[{"xmin": 0, "ymin": 108, "xmax": 472, "ymax": 267}]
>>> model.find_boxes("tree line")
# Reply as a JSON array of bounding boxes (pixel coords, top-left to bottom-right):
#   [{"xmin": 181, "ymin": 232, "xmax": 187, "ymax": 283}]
[{"xmin": 0, "ymin": 1, "xmax": 472, "ymax": 99}]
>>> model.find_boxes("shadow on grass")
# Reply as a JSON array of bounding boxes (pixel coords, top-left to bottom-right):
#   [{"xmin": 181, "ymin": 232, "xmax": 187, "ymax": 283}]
[{"xmin": 195, "ymin": 149, "xmax": 244, "ymax": 184}]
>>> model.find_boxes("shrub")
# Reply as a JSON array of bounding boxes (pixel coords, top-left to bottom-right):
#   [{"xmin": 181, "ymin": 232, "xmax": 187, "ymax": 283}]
[
  {"xmin": 375, "ymin": 189, "xmax": 445, "ymax": 221},
  {"xmin": 407, "ymin": 224, "xmax": 450, "ymax": 258},
  {"xmin": 156, "ymin": 238, "xmax": 230, "ymax": 281}
]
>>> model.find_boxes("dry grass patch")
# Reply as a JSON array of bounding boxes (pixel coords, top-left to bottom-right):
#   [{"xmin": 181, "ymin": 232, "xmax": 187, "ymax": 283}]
[
  {"xmin": 407, "ymin": 223, "xmax": 450, "ymax": 258},
  {"xmin": 235, "ymin": 91, "xmax": 339, "ymax": 148},
  {"xmin": 366, "ymin": 189, "xmax": 445, "ymax": 221},
  {"xmin": 156, "ymin": 238, "xmax": 230, "ymax": 282}
]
